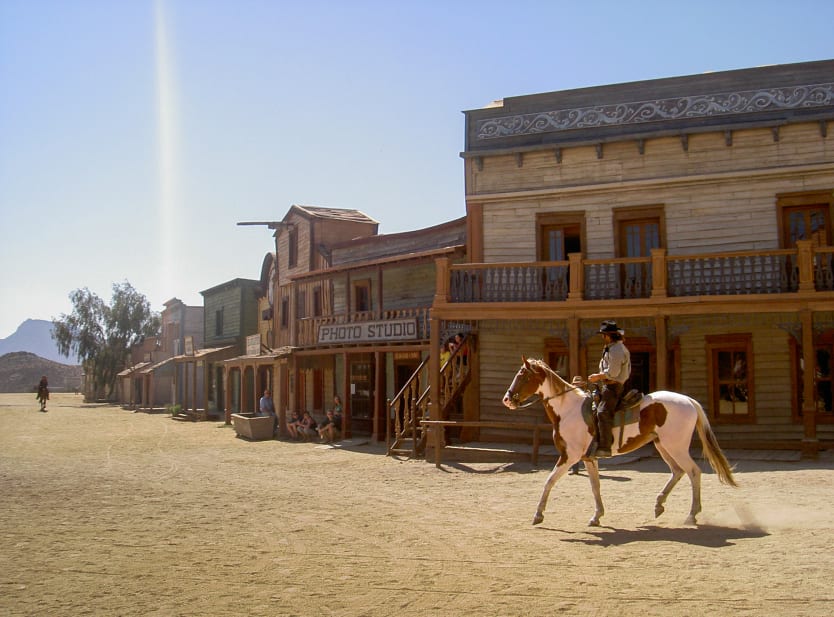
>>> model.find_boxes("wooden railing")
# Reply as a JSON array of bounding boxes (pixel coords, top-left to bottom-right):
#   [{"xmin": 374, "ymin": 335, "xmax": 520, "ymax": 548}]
[
  {"xmin": 386, "ymin": 333, "xmax": 474, "ymax": 459},
  {"xmin": 447, "ymin": 242, "xmax": 834, "ymax": 303}
]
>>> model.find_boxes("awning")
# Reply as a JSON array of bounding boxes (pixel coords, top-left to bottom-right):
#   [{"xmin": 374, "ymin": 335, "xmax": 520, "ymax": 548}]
[
  {"xmin": 117, "ymin": 362, "xmax": 151, "ymax": 378},
  {"xmin": 138, "ymin": 356, "xmax": 176, "ymax": 377},
  {"xmin": 223, "ymin": 346, "xmax": 295, "ymax": 367},
  {"xmin": 174, "ymin": 346, "xmax": 237, "ymax": 364}
]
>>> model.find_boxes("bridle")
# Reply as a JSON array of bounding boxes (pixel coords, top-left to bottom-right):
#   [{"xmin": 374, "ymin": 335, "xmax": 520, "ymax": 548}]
[{"xmin": 506, "ymin": 365, "xmax": 585, "ymax": 409}]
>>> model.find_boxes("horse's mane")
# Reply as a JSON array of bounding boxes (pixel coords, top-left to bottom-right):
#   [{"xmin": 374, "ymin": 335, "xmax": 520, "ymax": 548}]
[{"xmin": 526, "ymin": 358, "xmax": 571, "ymax": 394}]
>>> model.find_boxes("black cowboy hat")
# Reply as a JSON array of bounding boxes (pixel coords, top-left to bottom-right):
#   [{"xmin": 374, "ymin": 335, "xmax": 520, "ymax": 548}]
[{"xmin": 599, "ymin": 320, "xmax": 624, "ymax": 335}]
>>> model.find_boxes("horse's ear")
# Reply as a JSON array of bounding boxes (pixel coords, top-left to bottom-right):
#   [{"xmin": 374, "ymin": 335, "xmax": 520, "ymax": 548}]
[{"xmin": 522, "ymin": 355, "xmax": 529, "ymax": 367}]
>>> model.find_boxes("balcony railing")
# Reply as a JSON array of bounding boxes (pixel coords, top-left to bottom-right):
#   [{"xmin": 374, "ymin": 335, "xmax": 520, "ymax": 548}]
[{"xmin": 446, "ymin": 241, "xmax": 833, "ymax": 303}]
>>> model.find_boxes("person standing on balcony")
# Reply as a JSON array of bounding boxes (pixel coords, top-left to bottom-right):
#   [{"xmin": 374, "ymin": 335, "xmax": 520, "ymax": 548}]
[{"xmin": 587, "ymin": 321, "xmax": 631, "ymax": 458}]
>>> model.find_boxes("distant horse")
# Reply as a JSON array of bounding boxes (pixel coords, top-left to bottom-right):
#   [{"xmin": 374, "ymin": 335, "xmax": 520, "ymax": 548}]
[
  {"xmin": 502, "ymin": 357, "xmax": 737, "ymax": 526},
  {"xmin": 36, "ymin": 385, "xmax": 49, "ymax": 411}
]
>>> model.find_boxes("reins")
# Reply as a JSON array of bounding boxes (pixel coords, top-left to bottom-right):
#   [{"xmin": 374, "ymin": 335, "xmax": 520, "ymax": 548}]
[{"xmin": 512, "ymin": 373, "xmax": 586, "ymax": 409}]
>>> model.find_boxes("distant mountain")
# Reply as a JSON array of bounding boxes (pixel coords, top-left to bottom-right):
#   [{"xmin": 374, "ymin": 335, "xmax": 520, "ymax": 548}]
[
  {"xmin": 0, "ymin": 352, "xmax": 83, "ymax": 393},
  {"xmin": 0, "ymin": 319, "xmax": 78, "ymax": 364}
]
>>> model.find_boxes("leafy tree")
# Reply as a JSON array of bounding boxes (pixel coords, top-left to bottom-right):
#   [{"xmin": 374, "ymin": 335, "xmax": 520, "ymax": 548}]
[{"xmin": 53, "ymin": 281, "xmax": 160, "ymax": 400}]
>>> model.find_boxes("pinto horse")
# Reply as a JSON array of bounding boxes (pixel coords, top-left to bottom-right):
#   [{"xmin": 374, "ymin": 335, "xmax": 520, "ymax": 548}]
[{"xmin": 502, "ymin": 357, "xmax": 737, "ymax": 526}]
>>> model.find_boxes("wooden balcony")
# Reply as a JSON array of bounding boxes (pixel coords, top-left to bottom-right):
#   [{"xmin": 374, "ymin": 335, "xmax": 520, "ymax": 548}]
[{"xmin": 443, "ymin": 242, "xmax": 834, "ymax": 308}]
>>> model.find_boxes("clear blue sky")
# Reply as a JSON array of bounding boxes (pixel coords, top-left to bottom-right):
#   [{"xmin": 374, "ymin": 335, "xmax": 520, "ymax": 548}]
[{"xmin": 1, "ymin": 0, "xmax": 833, "ymax": 339}]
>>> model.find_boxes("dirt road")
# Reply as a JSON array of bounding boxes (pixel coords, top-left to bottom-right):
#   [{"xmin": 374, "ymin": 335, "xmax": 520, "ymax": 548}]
[{"xmin": 1, "ymin": 393, "xmax": 832, "ymax": 616}]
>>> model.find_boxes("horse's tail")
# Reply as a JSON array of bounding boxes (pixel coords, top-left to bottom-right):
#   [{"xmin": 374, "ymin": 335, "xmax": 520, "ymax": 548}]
[{"xmin": 692, "ymin": 398, "xmax": 738, "ymax": 487}]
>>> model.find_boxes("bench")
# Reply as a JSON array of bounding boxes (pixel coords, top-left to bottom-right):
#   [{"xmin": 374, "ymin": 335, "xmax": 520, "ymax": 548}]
[{"xmin": 420, "ymin": 420, "xmax": 554, "ymax": 468}]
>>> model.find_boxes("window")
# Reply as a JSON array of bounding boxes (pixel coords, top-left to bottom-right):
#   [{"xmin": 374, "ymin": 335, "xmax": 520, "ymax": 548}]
[
  {"xmin": 280, "ymin": 298, "xmax": 289, "ymax": 329},
  {"xmin": 536, "ymin": 213, "xmax": 583, "ymax": 301},
  {"xmin": 613, "ymin": 206, "xmax": 664, "ymax": 299},
  {"xmin": 288, "ymin": 226, "xmax": 298, "ymax": 268},
  {"xmin": 296, "ymin": 290, "xmax": 306, "ymax": 319},
  {"xmin": 215, "ymin": 308, "xmax": 224, "ymax": 337},
  {"xmin": 706, "ymin": 334, "xmax": 754, "ymax": 423},
  {"xmin": 353, "ymin": 280, "xmax": 371, "ymax": 312},
  {"xmin": 777, "ymin": 191, "xmax": 832, "ymax": 248},
  {"xmin": 312, "ymin": 286, "xmax": 323, "ymax": 317}
]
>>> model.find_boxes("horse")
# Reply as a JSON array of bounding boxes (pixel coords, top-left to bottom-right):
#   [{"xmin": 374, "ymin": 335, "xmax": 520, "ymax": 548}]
[
  {"xmin": 36, "ymin": 386, "xmax": 49, "ymax": 411},
  {"xmin": 502, "ymin": 357, "xmax": 737, "ymax": 526}
]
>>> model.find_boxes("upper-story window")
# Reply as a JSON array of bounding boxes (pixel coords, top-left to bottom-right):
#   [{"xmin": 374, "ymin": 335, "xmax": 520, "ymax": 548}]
[
  {"xmin": 215, "ymin": 308, "xmax": 224, "ymax": 337},
  {"xmin": 280, "ymin": 298, "xmax": 289, "ymax": 329},
  {"xmin": 537, "ymin": 216, "xmax": 582, "ymax": 261},
  {"xmin": 778, "ymin": 191, "xmax": 832, "ymax": 248},
  {"xmin": 288, "ymin": 226, "xmax": 298, "ymax": 268},
  {"xmin": 296, "ymin": 290, "xmax": 306, "ymax": 319},
  {"xmin": 312, "ymin": 286, "xmax": 323, "ymax": 317},
  {"xmin": 354, "ymin": 280, "xmax": 371, "ymax": 312},
  {"xmin": 614, "ymin": 206, "xmax": 664, "ymax": 257}
]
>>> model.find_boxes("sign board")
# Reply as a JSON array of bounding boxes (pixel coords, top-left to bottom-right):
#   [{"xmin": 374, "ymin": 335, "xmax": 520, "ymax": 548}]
[
  {"xmin": 184, "ymin": 336, "xmax": 194, "ymax": 356},
  {"xmin": 246, "ymin": 333, "xmax": 261, "ymax": 356},
  {"xmin": 318, "ymin": 319, "xmax": 418, "ymax": 344}
]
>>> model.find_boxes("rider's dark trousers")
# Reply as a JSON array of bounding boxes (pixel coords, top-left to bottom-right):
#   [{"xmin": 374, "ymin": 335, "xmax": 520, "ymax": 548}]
[{"xmin": 596, "ymin": 382, "xmax": 623, "ymax": 450}]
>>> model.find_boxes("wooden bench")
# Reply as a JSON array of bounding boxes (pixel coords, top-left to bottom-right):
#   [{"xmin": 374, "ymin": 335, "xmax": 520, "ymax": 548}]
[{"xmin": 420, "ymin": 420, "xmax": 554, "ymax": 468}]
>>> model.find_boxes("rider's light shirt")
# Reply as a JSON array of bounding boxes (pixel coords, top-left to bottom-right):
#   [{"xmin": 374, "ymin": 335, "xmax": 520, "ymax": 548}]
[{"xmin": 599, "ymin": 341, "xmax": 631, "ymax": 384}]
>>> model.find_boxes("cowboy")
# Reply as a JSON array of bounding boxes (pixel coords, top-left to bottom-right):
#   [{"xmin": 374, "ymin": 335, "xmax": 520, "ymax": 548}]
[{"xmin": 587, "ymin": 320, "xmax": 631, "ymax": 458}]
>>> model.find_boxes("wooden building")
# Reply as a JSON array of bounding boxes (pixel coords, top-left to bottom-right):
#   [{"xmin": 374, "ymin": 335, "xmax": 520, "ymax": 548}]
[
  {"xmin": 429, "ymin": 59, "xmax": 834, "ymax": 455},
  {"xmin": 240, "ymin": 205, "xmax": 467, "ymax": 442},
  {"xmin": 173, "ymin": 278, "xmax": 260, "ymax": 420}
]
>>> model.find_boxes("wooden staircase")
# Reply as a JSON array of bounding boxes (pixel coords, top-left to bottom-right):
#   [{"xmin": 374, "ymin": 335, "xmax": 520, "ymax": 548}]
[{"xmin": 387, "ymin": 334, "xmax": 473, "ymax": 459}]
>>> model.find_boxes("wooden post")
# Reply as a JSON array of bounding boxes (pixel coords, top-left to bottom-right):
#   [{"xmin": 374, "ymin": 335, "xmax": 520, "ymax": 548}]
[
  {"xmin": 567, "ymin": 253, "xmax": 583, "ymax": 300},
  {"xmin": 801, "ymin": 309, "xmax": 819, "ymax": 458},
  {"xmin": 796, "ymin": 240, "xmax": 815, "ymax": 293},
  {"xmin": 650, "ymin": 248, "xmax": 667, "ymax": 298},
  {"xmin": 655, "ymin": 314, "xmax": 668, "ymax": 391}
]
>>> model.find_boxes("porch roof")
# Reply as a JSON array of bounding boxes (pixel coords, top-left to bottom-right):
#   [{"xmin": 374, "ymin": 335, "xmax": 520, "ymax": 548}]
[
  {"xmin": 174, "ymin": 345, "xmax": 237, "ymax": 363},
  {"xmin": 117, "ymin": 362, "xmax": 151, "ymax": 377}
]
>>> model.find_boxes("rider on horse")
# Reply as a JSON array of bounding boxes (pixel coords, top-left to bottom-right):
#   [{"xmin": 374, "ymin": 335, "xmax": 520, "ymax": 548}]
[
  {"xmin": 587, "ymin": 321, "xmax": 631, "ymax": 458},
  {"xmin": 37, "ymin": 375, "xmax": 49, "ymax": 411}
]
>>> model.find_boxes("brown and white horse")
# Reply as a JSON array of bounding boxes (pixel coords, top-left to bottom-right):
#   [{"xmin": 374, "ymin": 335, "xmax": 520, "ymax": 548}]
[{"xmin": 502, "ymin": 357, "xmax": 737, "ymax": 526}]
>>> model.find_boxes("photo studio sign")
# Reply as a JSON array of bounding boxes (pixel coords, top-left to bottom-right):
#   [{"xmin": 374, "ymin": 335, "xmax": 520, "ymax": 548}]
[{"xmin": 318, "ymin": 319, "xmax": 418, "ymax": 344}]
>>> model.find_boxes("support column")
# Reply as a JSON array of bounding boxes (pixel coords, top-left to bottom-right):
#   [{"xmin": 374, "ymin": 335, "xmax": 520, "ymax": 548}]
[
  {"xmin": 801, "ymin": 309, "xmax": 818, "ymax": 458},
  {"xmin": 655, "ymin": 314, "xmax": 668, "ymax": 391},
  {"xmin": 568, "ymin": 316, "xmax": 580, "ymax": 380}
]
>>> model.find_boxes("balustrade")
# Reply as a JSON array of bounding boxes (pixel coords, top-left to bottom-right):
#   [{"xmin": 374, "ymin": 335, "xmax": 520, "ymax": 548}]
[{"xmin": 446, "ymin": 242, "xmax": 833, "ymax": 304}]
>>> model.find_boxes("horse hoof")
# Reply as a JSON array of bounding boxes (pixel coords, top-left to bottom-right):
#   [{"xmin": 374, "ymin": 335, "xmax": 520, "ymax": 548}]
[
  {"xmin": 684, "ymin": 515, "xmax": 697, "ymax": 525},
  {"xmin": 532, "ymin": 514, "xmax": 544, "ymax": 525},
  {"xmin": 655, "ymin": 505, "xmax": 665, "ymax": 518},
  {"xmin": 588, "ymin": 518, "xmax": 600, "ymax": 527}
]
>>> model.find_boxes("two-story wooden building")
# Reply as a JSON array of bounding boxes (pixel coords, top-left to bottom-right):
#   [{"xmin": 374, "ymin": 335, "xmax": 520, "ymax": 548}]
[
  {"xmin": 429, "ymin": 59, "xmax": 834, "ymax": 455},
  {"xmin": 242, "ymin": 204, "xmax": 467, "ymax": 442}
]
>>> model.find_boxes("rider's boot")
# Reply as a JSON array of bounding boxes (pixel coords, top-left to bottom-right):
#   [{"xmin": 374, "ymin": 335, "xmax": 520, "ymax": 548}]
[{"xmin": 594, "ymin": 411, "xmax": 614, "ymax": 458}]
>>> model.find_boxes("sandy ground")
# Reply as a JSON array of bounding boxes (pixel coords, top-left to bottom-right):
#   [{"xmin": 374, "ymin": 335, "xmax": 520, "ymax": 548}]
[{"xmin": 1, "ymin": 393, "xmax": 833, "ymax": 617}]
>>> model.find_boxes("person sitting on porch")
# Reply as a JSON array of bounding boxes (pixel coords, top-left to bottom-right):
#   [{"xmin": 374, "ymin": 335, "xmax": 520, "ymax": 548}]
[
  {"xmin": 286, "ymin": 410, "xmax": 302, "ymax": 440},
  {"xmin": 297, "ymin": 411, "xmax": 318, "ymax": 441},
  {"xmin": 317, "ymin": 397, "xmax": 343, "ymax": 443}
]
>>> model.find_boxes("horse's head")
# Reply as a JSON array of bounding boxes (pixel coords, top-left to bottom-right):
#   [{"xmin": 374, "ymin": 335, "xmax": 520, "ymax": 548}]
[{"xmin": 502, "ymin": 356, "xmax": 547, "ymax": 410}]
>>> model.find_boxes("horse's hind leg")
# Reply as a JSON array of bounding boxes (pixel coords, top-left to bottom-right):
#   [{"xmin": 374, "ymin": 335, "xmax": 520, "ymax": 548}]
[
  {"xmin": 584, "ymin": 458, "xmax": 604, "ymax": 526},
  {"xmin": 655, "ymin": 441, "xmax": 702, "ymax": 524},
  {"xmin": 653, "ymin": 441, "xmax": 685, "ymax": 519}
]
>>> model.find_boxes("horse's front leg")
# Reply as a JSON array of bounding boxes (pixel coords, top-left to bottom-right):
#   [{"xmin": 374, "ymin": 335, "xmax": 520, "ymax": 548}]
[
  {"xmin": 532, "ymin": 460, "xmax": 572, "ymax": 525},
  {"xmin": 584, "ymin": 458, "xmax": 605, "ymax": 526}
]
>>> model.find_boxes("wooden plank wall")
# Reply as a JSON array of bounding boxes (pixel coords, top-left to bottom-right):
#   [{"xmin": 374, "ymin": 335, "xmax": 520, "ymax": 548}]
[{"xmin": 473, "ymin": 312, "xmax": 834, "ymax": 445}]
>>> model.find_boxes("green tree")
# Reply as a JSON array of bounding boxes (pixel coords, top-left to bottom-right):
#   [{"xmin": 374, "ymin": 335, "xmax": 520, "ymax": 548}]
[{"xmin": 52, "ymin": 281, "xmax": 160, "ymax": 400}]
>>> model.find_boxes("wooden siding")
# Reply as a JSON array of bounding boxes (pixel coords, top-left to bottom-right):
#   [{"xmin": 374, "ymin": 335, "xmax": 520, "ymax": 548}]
[
  {"xmin": 469, "ymin": 124, "xmax": 830, "ymax": 198},
  {"xmin": 480, "ymin": 138, "xmax": 833, "ymax": 262},
  {"xmin": 382, "ymin": 264, "xmax": 435, "ymax": 309},
  {"xmin": 471, "ymin": 312, "xmax": 834, "ymax": 445}
]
